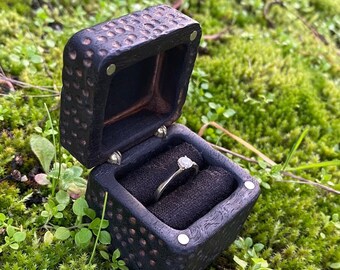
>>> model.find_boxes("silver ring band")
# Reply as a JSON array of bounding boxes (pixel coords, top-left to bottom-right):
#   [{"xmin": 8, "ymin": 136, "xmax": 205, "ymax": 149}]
[{"xmin": 154, "ymin": 156, "xmax": 199, "ymax": 202}]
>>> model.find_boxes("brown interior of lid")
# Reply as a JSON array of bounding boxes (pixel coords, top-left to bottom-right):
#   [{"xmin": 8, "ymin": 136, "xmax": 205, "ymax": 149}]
[{"xmin": 101, "ymin": 44, "xmax": 188, "ymax": 148}]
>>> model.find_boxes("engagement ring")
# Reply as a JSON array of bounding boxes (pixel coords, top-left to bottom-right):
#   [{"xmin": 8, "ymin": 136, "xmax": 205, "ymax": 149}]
[{"xmin": 154, "ymin": 156, "xmax": 199, "ymax": 202}]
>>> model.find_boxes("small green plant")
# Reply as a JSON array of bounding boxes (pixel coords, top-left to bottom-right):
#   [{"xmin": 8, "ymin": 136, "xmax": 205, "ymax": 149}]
[
  {"xmin": 321, "ymin": 213, "xmax": 340, "ymax": 231},
  {"xmin": 30, "ymin": 135, "xmax": 87, "ymax": 197},
  {"xmin": 30, "ymin": 133, "xmax": 55, "ymax": 174},
  {"xmin": 0, "ymin": 104, "xmax": 9, "ymax": 122},
  {"xmin": 100, "ymin": 248, "xmax": 128, "ymax": 270},
  {"xmin": 248, "ymin": 161, "xmax": 283, "ymax": 190},
  {"xmin": 233, "ymin": 237, "xmax": 271, "ymax": 270},
  {"xmin": 28, "ymin": 103, "xmax": 118, "ymax": 266},
  {"xmin": 0, "ymin": 213, "xmax": 26, "ymax": 253},
  {"xmin": 40, "ymin": 194, "xmax": 65, "ymax": 222},
  {"xmin": 88, "ymin": 191, "xmax": 110, "ymax": 264},
  {"xmin": 30, "ymin": 104, "xmax": 87, "ymax": 197},
  {"xmin": 243, "ymin": 94, "xmax": 275, "ymax": 106},
  {"xmin": 33, "ymin": 120, "xmax": 58, "ymax": 140},
  {"xmin": 49, "ymin": 163, "xmax": 87, "ymax": 198},
  {"xmin": 41, "ymin": 191, "xmax": 111, "ymax": 252}
]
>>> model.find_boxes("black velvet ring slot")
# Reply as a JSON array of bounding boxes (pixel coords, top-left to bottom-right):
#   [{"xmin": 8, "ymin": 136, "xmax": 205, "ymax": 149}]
[
  {"xmin": 118, "ymin": 141, "xmax": 238, "ymax": 230},
  {"xmin": 118, "ymin": 142, "xmax": 204, "ymax": 205},
  {"xmin": 148, "ymin": 166, "xmax": 237, "ymax": 230}
]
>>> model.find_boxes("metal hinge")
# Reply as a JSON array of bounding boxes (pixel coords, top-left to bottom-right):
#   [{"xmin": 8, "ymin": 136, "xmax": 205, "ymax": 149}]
[
  {"xmin": 107, "ymin": 151, "xmax": 122, "ymax": 165},
  {"xmin": 154, "ymin": 125, "xmax": 167, "ymax": 138}
]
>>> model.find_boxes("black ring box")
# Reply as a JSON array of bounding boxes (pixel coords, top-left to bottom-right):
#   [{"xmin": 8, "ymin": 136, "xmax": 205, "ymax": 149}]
[{"xmin": 59, "ymin": 5, "xmax": 260, "ymax": 270}]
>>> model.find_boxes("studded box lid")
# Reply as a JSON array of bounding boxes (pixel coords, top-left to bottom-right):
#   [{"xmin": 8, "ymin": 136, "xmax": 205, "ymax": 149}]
[{"xmin": 59, "ymin": 5, "xmax": 201, "ymax": 168}]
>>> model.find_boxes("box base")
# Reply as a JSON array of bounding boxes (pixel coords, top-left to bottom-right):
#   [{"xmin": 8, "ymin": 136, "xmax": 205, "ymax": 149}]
[{"xmin": 86, "ymin": 124, "xmax": 260, "ymax": 270}]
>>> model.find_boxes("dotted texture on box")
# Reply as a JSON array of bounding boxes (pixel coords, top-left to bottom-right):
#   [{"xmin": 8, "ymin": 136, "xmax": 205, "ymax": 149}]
[{"xmin": 86, "ymin": 172, "xmax": 255, "ymax": 270}]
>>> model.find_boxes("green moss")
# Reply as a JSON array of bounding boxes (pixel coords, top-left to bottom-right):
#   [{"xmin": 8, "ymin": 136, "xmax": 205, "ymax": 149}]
[
  {"xmin": 245, "ymin": 184, "xmax": 339, "ymax": 268},
  {"xmin": 0, "ymin": 182, "xmax": 26, "ymax": 216},
  {"xmin": 0, "ymin": 0, "xmax": 339, "ymax": 269},
  {"xmin": 309, "ymin": 0, "xmax": 340, "ymax": 17},
  {"xmin": 1, "ymin": 238, "xmax": 94, "ymax": 269},
  {"xmin": 185, "ymin": 35, "xmax": 339, "ymax": 166}
]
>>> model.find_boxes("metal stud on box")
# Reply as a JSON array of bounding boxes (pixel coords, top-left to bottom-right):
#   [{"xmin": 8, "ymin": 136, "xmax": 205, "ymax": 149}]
[
  {"xmin": 106, "ymin": 64, "xmax": 116, "ymax": 76},
  {"xmin": 178, "ymin": 234, "xmax": 190, "ymax": 245}
]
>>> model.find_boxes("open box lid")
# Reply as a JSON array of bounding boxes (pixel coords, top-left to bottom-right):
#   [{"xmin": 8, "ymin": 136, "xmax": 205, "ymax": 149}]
[{"xmin": 59, "ymin": 5, "xmax": 201, "ymax": 168}]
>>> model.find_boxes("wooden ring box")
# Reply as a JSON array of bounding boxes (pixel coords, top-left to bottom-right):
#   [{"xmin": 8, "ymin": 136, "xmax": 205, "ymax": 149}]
[{"xmin": 59, "ymin": 5, "xmax": 260, "ymax": 270}]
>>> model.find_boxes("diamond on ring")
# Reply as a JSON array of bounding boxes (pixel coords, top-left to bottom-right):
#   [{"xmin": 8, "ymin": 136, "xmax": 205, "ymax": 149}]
[
  {"xmin": 178, "ymin": 156, "xmax": 195, "ymax": 169},
  {"xmin": 154, "ymin": 156, "xmax": 199, "ymax": 202}
]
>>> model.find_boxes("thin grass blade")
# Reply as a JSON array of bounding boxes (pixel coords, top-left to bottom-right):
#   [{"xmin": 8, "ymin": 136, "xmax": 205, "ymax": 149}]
[
  {"xmin": 286, "ymin": 160, "xmax": 340, "ymax": 171},
  {"xmin": 282, "ymin": 128, "xmax": 309, "ymax": 170}
]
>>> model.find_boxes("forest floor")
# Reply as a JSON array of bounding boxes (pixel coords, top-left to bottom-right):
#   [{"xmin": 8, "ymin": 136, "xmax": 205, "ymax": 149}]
[{"xmin": 0, "ymin": 0, "xmax": 339, "ymax": 269}]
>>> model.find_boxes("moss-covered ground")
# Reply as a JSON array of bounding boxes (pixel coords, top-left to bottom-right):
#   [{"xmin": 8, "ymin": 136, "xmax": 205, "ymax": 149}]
[{"xmin": 0, "ymin": 0, "xmax": 339, "ymax": 269}]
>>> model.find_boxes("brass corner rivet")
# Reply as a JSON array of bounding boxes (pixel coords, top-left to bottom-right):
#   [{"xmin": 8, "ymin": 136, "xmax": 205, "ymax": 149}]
[
  {"xmin": 190, "ymin": 31, "xmax": 197, "ymax": 41},
  {"xmin": 177, "ymin": 234, "xmax": 190, "ymax": 245},
  {"xmin": 244, "ymin": 181, "xmax": 255, "ymax": 190},
  {"xmin": 106, "ymin": 64, "xmax": 116, "ymax": 76}
]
